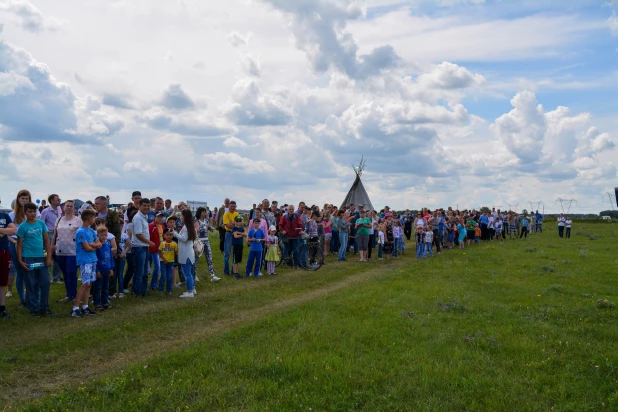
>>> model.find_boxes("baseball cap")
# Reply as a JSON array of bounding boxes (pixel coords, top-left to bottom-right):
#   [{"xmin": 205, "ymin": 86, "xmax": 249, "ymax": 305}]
[
  {"xmin": 166, "ymin": 215, "xmax": 177, "ymax": 222},
  {"xmin": 234, "ymin": 216, "xmax": 244, "ymax": 222},
  {"xmin": 269, "ymin": 225, "xmax": 276, "ymax": 231},
  {"xmin": 156, "ymin": 212, "xmax": 164, "ymax": 217}
]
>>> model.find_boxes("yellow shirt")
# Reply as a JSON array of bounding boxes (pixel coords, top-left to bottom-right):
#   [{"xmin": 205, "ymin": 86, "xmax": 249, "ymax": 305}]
[
  {"xmin": 159, "ymin": 241, "xmax": 178, "ymax": 262},
  {"xmin": 223, "ymin": 211, "xmax": 240, "ymax": 231}
]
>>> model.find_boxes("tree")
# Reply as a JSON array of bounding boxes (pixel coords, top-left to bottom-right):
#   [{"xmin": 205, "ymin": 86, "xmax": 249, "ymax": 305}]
[
  {"xmin": 522, "ymin": 208, "xmax": 529, "ymax": 215},
  {"xmin": 480, "ymin": 206, "xmax": 491, "ymax": 213}
]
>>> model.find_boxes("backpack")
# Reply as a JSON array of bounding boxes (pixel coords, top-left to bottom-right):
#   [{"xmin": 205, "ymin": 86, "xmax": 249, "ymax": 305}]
[{"xmin": 193, "ymin": 238, "xmax": 204, "ymax": 258}]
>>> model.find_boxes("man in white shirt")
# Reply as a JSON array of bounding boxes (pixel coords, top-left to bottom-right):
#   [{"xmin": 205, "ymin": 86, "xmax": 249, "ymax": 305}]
[
  {"xmin": 557, "ymin": 213, "xmax": 566, "ymax": 238},
  {"xmin": 131, "ymin": 198, "xmax": 155, "ymax": 296}
]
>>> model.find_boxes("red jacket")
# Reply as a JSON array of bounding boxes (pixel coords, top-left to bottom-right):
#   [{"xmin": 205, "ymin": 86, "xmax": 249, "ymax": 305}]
[
  {"xmin": 149, "ymin": 222, "xmax": 164, "ymax": 253},
  {"xmin": 278, "ymin": 213, "xmax": 303, "ymax": 239}
]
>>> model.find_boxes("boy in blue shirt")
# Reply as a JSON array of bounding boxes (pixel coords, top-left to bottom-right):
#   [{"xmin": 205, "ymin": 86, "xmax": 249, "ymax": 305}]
[
  {"xmin": 16, "ymin": 203, "xmax": 53, "ymax": 317},
  {"xmin": 73, "ymin": 209, "xmax": 101, "ymax": 317},
  {"xmin": 246, "ymin": 218, "xmax": 266, "ymax": 277},
  {"xmin": 520, "ymin": 216, "xmax": 529, "ymax": 239},
  {"xmin": 94, "ymin": 226, "xmax": 114, "ymax": 310}
]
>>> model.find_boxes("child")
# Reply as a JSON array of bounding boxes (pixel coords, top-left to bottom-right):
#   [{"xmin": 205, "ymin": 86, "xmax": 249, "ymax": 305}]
[
  {"xmin": 246, "ymin": 218, "xmax": 266, "ymax": 277},
  {"xmin": 457, "ymin": 220, "xmax": 466, "ymax": 249},
  {"xmin": 165, "ymin": 215, "xmax": 182, "ymax": 288},
  {"xmin": 265, "ymin": 225, "xmax": 280, "ymax": 275},
  {"xmin": 424, "ymin": 227, "xmax": 434, "ymax": 257},
  {"xmin": 148, "ymin": 212, "xmax": 165, "ymax": 290},
  {"xmin": 494, "ymin": 218, "xmax": 503, "ymax": 241},
  {"xmin": 113, "ymin": 229, "xmax": 131, "ymax": 298},
  {"xmin": 520, "ymin": 215, "xmax": 529, "ymax": 239},
  {"xmin": 377, "ymin": 223, "xmax": 385, "ymax": 260},
  {"xmin": 94, "ymin": 226, "xmax": 114, "ymax": 310},
  {"xmin": 232, "ymin": 216, "xmax": 246, "ymax": 279},
  {"xmin": 73, "ymin": 209, "xmax": 101, "ymax": 317},
  {"xmin": 392, "ymin": 220, "xmax": 402, "ymax": 258},
  {"xmin": 16, "ymin": 202, "xmax": 53, "ymax": 317},
  {"xmin": 446, "ymin": 217, "xmax": 455, "ymax": 249},
  {"xmin": 158, "ymin": 229, "xmax": 178, "ymax": 294},
  {"xmin": 474, "ymin": 225, "xmax": 481, "ymax": 243},
  {"xmin": 415, "ymin": 226, "xmax": 425, "ymax": 258}
]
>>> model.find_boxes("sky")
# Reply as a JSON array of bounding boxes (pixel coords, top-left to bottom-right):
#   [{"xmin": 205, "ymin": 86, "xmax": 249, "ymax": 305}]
[{"xmin": 0, "ymin": 0, "xmax": 617, "ymax": 213}]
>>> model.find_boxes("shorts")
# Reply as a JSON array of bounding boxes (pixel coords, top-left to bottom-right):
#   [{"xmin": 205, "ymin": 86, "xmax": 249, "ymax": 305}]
[
  {"xmin": 357, "ymin": 235, "xmax": 369, "ymax": 251},
  {"xmin": 233, "ymin": 244, "xmax": 243, "ymax": 264},
  {"xmin": 467, "ymin": 230, "xmax": 475, "ymax": 240},
  {"xmin": 0, "ymin": 250, "xmax": 10, "ymax": 287},
  {"xmin": 80, "ymin": 262, "xmax": 97, "ymax": 285},
  {"xmin": 324, "ymin": 233, "xmax": 332, "ymax": 241},
  {"xmin": 447, "ymin": 232, "xmax": 454, "ymax": 242}
]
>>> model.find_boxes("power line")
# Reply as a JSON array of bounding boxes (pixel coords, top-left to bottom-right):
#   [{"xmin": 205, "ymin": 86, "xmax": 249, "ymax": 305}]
[
  {"xmin": 606, "ymin": 192, "xmax": 616, "ymax": 211},
  {"xmin": 555, "ymin": 198, "xmax": 577, "ymax": 214}
]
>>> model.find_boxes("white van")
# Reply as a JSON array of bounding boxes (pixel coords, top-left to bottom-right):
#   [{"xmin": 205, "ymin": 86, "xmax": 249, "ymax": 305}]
[{"xmin": 602, "ymin": 216, "xmax": 611, "ymax": 220}]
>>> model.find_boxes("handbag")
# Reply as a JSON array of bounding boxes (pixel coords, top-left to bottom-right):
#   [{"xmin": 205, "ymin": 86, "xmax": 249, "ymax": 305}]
[{"xmin": 193, "ymin": 238, "xmax": 204, "ymax": 258}]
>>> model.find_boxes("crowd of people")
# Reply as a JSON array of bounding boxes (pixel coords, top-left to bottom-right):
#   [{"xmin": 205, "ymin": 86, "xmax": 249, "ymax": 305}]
[{"xmin": 0, "ymin": 189, "xmax": 572, "ymax": 320}]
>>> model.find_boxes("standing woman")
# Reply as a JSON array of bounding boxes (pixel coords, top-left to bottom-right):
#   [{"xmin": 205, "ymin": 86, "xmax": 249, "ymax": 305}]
[
  {"xmin": 565, "ymin": 216, "xmax": 572, "ymax": 238},
  {"xmin": 330, "ymin": 210, "xmax": 339, "ymax": 254},
  {"xmin": 6, "ymin": 190, "xmax": 40, "ymax": 304},
  {"xmin": 382, "ymin": 213, "xmax": 395, "ymax": 259},
  {"xmin": 322, "ymin": 211, "xmax": 332, "ymax": 257},
  {"xmin": 52, "ymin": 200, "xmax": 82, "ymax": 303},
  {"xmin": 368, "ymin": 210, "xmax": 378, "ymax": 260},
  {"xmin": 557, "ymin": 213, "xmax": 566, "ymax": 238},
  {"xmin": 174, "ymin": 209, "xmax": 196, "ymax": 298},
  {"xmin": 195, "ymin": 207, "xmax": 220, "ymax": 283}
]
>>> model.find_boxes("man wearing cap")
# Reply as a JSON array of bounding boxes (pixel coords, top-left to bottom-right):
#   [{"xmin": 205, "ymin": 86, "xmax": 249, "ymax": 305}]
[
  {"xmin": 215, "ymin": 198, "xmax": 230, "ymax": 253},
  {"xmin": 148, "ymin": 212, "xmax": 165, "ymax": 290},
  {"xmin": 222, "ymin": 201, "xmax": 239, "ymax": 276}
]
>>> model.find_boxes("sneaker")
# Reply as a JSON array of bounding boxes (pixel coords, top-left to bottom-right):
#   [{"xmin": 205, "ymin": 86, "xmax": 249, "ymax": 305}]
[
  {"xmin": 211, "ymin": 275, "xmax": 221, "ymax": 282},
  {"xmin": 70, "ymin": 309, "xmax": 83, "ymax": 318},
  {"xmin": 5, "ymin": 291, "xmax": 12, "ymax": 298},
  {"xmin": 245, "ymin": 273, "xmax": 251, "ymax": 278},
  {"xmin": 233, "ymin": 274, "xmax": 242, "ymax": 280},
  {"xmin": 82, "ymin": 307, "xmax": 97, "ymax": 316},
  {"xmin": 118, "ymin": 293, "xmax": 125, "ymax": 298},
  {"xmin": 195, "ymin": 276, "xmax": 199, "ymax": 282},
  {"xmin": 255, "ymin": 273, "xmax": 263, "ymax": 277},
  {"xmin": 30, "ymin": 312, "xmax": 40, "ymax": 318},
  {"xmin": 103, "ymin": 305, "xmax": 112, "ymax": 310},
  {"xmin": 272, "ymin": 272, "xmax": 277, "ymax": 275},
  {"xmin": 57, "ymin": 297, "xmax": 71, "ymax": 303},
  {"xmin": 191, "ymin": 289, "xmax": 197, "ymax": 295},
  {"xmin": 123, "ymin": 289, "xmax": 130, "ymax": 294},
  {"xmin": 110, "ymin": 294, "xmax": 117, "ymax": 299},
  {"xmin": 40, "ymin": 309, "xmax": 56, "ymax": 316},
  {"xmin": 0, "ymin": 310, "xmax": 11, "ymax": 319},
  {"xmin": 179, "ymin": 291, "xmax": 194, "ymax": 298}
]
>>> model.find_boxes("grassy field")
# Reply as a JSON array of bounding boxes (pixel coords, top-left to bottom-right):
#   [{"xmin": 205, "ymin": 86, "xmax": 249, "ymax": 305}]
[{"xmin": 1, "ymin": 222, "xmax": 617, "ymax": 411}]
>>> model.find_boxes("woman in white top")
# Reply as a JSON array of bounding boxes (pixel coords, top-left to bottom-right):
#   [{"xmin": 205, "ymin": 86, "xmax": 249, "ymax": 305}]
[
  {"xmin": 557, "ymin": 213, "xmax": 566, "ymax": 238},
  {"xmin": 174, "ymin": 209, "xmax": 197, "ymax": 298},
  {"xmin": 52, "ymin": 200, "xmax": 82, "ymax": 302},
  {"xmin": 414, "ymin": 212, "xmax": 427, "ymax": 229},
  {"xmin": 565, "ymin": 217, "xmax": 572, "ymax": 238}
]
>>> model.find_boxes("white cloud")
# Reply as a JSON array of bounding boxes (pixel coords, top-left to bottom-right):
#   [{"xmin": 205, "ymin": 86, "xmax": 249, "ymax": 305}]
[
  {"xmin": 227, "ymin": 31, "xmax": 251, "ymax": 47},
  {"xmin": 203, "ymin": 152, "xmax": 275, "ymax": 173},
  {"xmin": 123, "ymin": 161, "xmax": 155, "ymax": 173},
  {"xmin": 223, "ymin": 136, "xmax": 249, "ymax": 148},
  {"xmin": 608, "ymin": 12, "xmax": 618, "ymax": 35},
  {"xmin": 158, "ymin": 83, "xmax": 195, "ymax": 110},
  {"xmin": 224, "ymin": 78, "xmax": 293, "ymax": 126},
  {"xmin": 0, "ymin": 0, "xmax": 63, "ymax": 33}
]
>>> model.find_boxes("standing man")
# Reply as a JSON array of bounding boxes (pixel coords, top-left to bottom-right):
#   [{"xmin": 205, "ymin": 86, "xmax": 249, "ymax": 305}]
[
  {"xmin": 164, "ymin": 199, "xmax": 174, "ymax": 216},
  {"xmin": 261, "ymin": 199, "xmax": 275, "ymax": 229},
  {"xmin": 94, "ymin": 196, "xmax": 122, "ymax": 241},
  {"xmin": 215, "ymin": 198, "xmax": 230, "ymax": 253},
  {"xmin": 403, "ymin": 209, "xmax": 413, "ymax": 241},
  {"xmin": 535, "ymin": 210, "xmax": 543, "ymax": 233},
  {"xmin": 131, "ymin": 199, "xmax": 155, "ymax": 296},
  {"xmin": 40, "ymin": 194, "xmax": 63, "ymax": 284},
  {"xmin": 0, "ymin": 210, "xmax": 16, "ymax": 318},
  {"xmin": 222, "ymin": 201, "xmax": 239, "ymax": 276}
]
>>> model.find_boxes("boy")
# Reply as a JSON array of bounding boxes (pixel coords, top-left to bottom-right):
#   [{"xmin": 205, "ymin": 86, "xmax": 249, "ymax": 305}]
[
  {"xmin": 94, "ymin": 226, "xmax": 114, "ymax": 310},
  {"xmin": 165, "ymin": 215, "xmax": 182, "ymax": 287},
  {"xmin": 520, "ymin": 215, "xmax": 529, "ymax": 239},
  {"xmin": 232, "ymin": 216, "xmax": 246, "ymax": 279},
  {"xmin": 0, "ymin": 210, "xmax": 16, "ymax": 318},
  {"xmin": 415, "ymin": 226, "xmax": 425, "ymax": 259},
  {"xmin": 158, "ymin": 229, "xmax": 178, "ymax": 294},
  {"xmin": 474, "ymin": 225, "xmax": 481, "ymax": 243},
  {"xmin": 424, "ymin": 227, "xmax": 433, "ymax": 257},
  {"xmin": 16, "ymin": 203, "xmax": 54, "ymax": 317},
  {"xmin": 494, "ymin": 217, "xmax": 503, "ymax": 241},
  {"xmin": 73, "ymin": 209, "xmax": 101, "ymax": 317},
  {"xmin": 246, "ymin": 218, "xmax": 266, "ymax": 277},
  {"xmin": 148, "ymin": 212, "xmax": 165, "ymax": 290},
  {"xmin": 377, "ymin": 223, "xmax": 385, "ymax": 260}
]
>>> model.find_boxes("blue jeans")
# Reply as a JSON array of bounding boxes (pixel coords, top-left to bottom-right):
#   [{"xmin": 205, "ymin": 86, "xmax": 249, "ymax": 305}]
[
  {"xmin": 92, "ymin": 269, "xmax": 111, "ymax": 307},
  {"xmin": 123, "ymin": 253, "xmax": 134, "ymax": 290},
  {"xmin": 159, "ymin": 262, "xmax": 174, "ymax": 292},
  {"xmin": 338, "ymin": 232, "xmax": 349, "ymax": 261},
  {"xmin": 416, "ymin": 242, "xmax": 424, "ymax": 258},
  {"xmin": 56, "ymin": 255, "xmax": 77, "ymax": 300},
  {"xmin": 47, "ymin": 232, "xmax": 62, "ymax": 281},
  {"xmin": 132, "ymin": 246, "xmax": 149, "ymax": 296},
  {"xmin": 23, "ymin": 256, "xmax": 50, "ymax": 313},
  {"xmin": 378, "ymin": 244, "xmax": 383, "ymax": 258},
  {"xmin": 425, "ymin": 242, "xmax": 433, "ymax": 257},
  {"xmin": 114, "ymin": 257, "xmax": 125, "ymax": 294},
  {"xmin": 182, "ymin": 258, "xmax": 195, "ymax": 292},
  {"xmin": 8, "ymin": 242, "xmax": 25, "ymax": 302},
  {"xmin": 223, "ymin": 231, "xmax": 233, "ymax": 275},
  {"xmin": 331, "ymin": 230, "xmax": 339, "ymax": 253},
  {"xmin": 246, "ymin": 250, "xmax": 262, "ymax": 277},
  {"xmin": 149, "ymin": 252, "xmax": 161, "ymax": 289},
  {"xmin": 393, "ymin": 238, "xmax": 399, "ymax": 257}
]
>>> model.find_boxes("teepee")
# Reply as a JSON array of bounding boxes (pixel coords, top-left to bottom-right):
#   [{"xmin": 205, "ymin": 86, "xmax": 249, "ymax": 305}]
[{"xmin": 340, "ymin": 158, "xmax": 374, "ymax": 211}]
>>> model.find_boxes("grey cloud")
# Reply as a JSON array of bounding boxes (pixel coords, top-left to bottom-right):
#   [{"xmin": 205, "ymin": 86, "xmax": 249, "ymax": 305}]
[
  {"xmin": 102, "ymin": 94, "xmax": 135, "ymax": 110},
  {"xmin": 138, "ymin": 110, "xmax": 233, "ymax": 137},
  {"xmin": 262, "ymin": 0, "xmax": 401, "ymax": 79},
  {"xmin": 159, "ymin": 83, "xmax": 195, "ymax": 110},
  {"xmin": 225, "ymin": 79, "xmax": 293, "ymax": 126}
]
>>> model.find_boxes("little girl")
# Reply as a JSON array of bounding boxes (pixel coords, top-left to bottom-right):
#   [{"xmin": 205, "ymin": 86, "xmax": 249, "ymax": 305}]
[
  {"xmin": 377, "ymin": 223, "xmax": 385, "ymax": 260},
  {"xmin": 457, "ymin": 220, "xmax": 466, "ymax": 249},
  {"xmin": 415, "ymin": 226, "xmax": 425, "ymax": 258},
  {"xmin": 392, "ymin": 220, "xmax": 403, "ymax": 258},
  {"xmin": 265, "ymin": 226, "xmax": 281, "ymax": 275},
  {"xmin": 424, "ymin": 227, "xmax": 434, "ymax": 257}
]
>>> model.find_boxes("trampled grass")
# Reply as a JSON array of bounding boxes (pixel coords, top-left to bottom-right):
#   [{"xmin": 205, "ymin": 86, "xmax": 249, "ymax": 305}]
[{"xmin": 2, "ymin": 223, "xmax": 618, "ymax": 410}]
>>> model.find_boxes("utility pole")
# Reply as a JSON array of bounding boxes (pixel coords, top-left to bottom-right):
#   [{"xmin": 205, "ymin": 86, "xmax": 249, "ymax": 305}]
[
  {"xmin": 507, "ymin": 203, "xmax": 518, "ymax": 213},
  {"xmin": 606, "ymin": 192, "xmax": 616, "ymax": 211},
  {"xmin": 556, "ymin": 198, "xmax": 577, "ymax": 214}
]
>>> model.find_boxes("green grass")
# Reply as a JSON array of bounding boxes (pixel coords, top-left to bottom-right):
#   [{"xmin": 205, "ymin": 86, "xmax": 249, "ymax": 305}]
[{"xmin": 2, "ymin": 223, "xmax": 618, "ymax": 411}]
